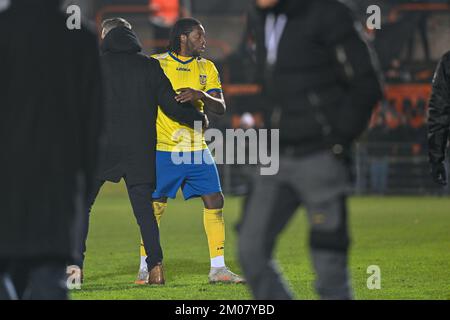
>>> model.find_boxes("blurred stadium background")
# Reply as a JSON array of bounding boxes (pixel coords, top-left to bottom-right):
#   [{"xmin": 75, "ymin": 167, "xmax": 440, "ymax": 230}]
[
  {"xmin": 48, "ymin": 0, "xmax": 450, "ymax": 196},
  {"xmin": 2, "ymin": 0, "xmax": 448, "ymax": 299}
]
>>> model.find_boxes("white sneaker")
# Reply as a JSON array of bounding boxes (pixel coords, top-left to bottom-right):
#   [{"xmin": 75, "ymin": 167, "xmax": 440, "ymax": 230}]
[
  {"xmin": 208, "ymin": 267, "xmax": 246, "ymax": 284},
  {"xmin": 135, "ymin": 267, "xmax": 149, "ymax": 285}
]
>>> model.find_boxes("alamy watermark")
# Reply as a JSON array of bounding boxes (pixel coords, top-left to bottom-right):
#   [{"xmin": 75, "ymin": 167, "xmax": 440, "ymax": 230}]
[
  {"xmin": 366, "ymin": 5, "xmax": 381, "ymax": 30},
  {"xmin": 170, "ymin": 121, "xmax": 280, "ymax": 176},
  {"xmin": 66, "ymin": 266, "xmax": 81, "ymax": 290},
  {"xmin": 66, "ymin": 5, "xmax": 81, "ymax": 30},
  {"xmin": 367, "ymin": 265, "xmax": 381, "ymax": 290}
]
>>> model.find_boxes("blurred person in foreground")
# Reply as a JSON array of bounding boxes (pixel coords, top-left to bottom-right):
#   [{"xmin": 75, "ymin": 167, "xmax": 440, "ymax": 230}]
[
  {"xmin": 73, "ymin": 18, "xmax": 208, "ymax": 286},
  {"xmin": 0, "ymin": 0, "xmax": 102, "ymax": 300},
  {"xmin": 428, "ymin": 51, "xmax": 450, "ymax": 187},
  {"xmin": 238, "ymin": 0, "xmax": 383, "ymax": 299}
]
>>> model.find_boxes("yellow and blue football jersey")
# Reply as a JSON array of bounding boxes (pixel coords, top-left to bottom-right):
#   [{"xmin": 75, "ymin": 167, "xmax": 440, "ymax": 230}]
[{"xmin": 152, "ymin": 51, "xmax": 222, "ymax": 152}]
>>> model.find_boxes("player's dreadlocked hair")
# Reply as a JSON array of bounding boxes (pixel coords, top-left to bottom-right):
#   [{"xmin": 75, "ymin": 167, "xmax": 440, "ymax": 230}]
[{"xmin": 168, "ymin": 18, "xmax": 202, "ymax": 55}]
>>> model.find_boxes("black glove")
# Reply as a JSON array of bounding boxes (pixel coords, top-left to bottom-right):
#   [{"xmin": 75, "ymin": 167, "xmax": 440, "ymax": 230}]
[{"xmin": 430, "ymin": 162, "xmax": 447, "ymax": 186}]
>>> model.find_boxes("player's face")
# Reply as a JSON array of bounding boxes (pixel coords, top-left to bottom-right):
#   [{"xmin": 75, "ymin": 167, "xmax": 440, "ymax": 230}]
[{"xmin": 186, "ymin": 25, "xmax": 206, "ymax": 57}]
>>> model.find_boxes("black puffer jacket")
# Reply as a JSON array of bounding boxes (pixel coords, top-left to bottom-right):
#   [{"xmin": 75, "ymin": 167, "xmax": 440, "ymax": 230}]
[
  {"xmin": 250, "ymin": 0, "xmax": 383, "ymax": 156},
  {"xmin": 428, "ymin": 51, "xmax": 450, "ymax": 165},
  {"xmin": 98, "ymin": 27, "xmax": 205, "ymax": 186}
]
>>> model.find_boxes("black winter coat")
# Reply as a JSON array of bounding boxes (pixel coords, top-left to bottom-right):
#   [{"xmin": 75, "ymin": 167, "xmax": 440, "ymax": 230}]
[
  {"xmin": 428, "ymin": 51, "xmax": 450, "ymax": 165},
  {"xmin": 0, "ymin": 0, "xmax": 102, "ymax": 259},
  {"xmin": 98, "ymin": 27, "xmax": 205, "ymax": 186},
  {"xmin": 250, "ymin": 0, "xmax": 383, "ymax": 156}
]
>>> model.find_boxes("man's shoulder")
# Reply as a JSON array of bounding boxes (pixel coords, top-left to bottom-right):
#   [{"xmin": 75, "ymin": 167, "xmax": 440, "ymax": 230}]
[
  {"xmin": 196, "ymin": 56, "xmax": 213, "ymax": 64},
  {"xmin": 128, "ymin": 54, "xmax": 162, "ymax": 75},
  {"xmin": 197, "ymin": 57, "xmax": 218, "ymax": 72}
]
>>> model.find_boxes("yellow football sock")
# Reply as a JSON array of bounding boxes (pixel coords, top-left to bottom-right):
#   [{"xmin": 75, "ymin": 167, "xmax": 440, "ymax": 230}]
[
  {"xmin": 203, "ymin": 208, "xmax": 225, "ymax": 259},
  {"xmin": 153, "ymin": 201, "xmax": 167, "ymax": 227},
  {"xmin": 140, "ymin": 201, "xmax": 167, "ymax": 257}
]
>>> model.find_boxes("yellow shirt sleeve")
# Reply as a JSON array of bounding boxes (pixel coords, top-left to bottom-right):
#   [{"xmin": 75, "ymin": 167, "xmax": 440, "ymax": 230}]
[{"xmin": 205, "ymin": 61, "xmax": 222, "ymax": 95}]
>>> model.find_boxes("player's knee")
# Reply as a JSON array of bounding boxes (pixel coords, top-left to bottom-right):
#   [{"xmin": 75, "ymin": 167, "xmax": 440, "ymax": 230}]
[
  {"xmin": 308, "ymin": 197, "xmax": 349, "ymax": 252},
  {"xmin": 203, "ymin": 192, "xmax": 224, "ymax": 209},
  {"xmin": 153, "ymin": 197, "xmax": 168, "ymax": 203}
]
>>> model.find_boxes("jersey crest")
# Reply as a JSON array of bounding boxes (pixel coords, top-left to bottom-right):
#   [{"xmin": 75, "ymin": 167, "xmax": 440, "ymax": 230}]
[{"xmin": 199, "ymin": 74, "xmax": 207, "ymax": 86}]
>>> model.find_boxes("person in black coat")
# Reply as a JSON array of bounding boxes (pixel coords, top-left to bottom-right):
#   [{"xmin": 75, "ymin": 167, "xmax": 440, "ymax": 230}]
[
  {"xmin": 238, "ymin": 0, "xmax": 383, "ymax": 300},
  {"xmin": 428, "ymin": 51, "xmax": 450, "ymax": 186},
  {"xmin": 72, "ymin": 18, "xmax": 207, "ymax": 285},
  {"xmin": 247, "ymin": 0, "xmax": 382, "ymax": 156},
  {"xmin": 0, "ymin": 0, "xmax": 102, "ymax": 299}
]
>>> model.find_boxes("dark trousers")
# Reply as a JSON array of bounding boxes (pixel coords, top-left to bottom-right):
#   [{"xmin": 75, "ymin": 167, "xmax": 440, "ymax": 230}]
[
  {"xmin": 239, "ymin": 151, "xmax": 352, "ymax": 300},
  {"xmin": 76, "ymin": 179, "xmax": 163, "ymax": 270},
  {"xmin": 0, "ymin": 258, "xmax": 67, "ymax": 300}
]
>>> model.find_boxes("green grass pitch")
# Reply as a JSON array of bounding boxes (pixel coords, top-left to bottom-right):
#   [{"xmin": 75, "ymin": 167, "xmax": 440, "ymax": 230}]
[{"xmin": 71, "ymin": 181, "xmax": 450, "ymax": 300}]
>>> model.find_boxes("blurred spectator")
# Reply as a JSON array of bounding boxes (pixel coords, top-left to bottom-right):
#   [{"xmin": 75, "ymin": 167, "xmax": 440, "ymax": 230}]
[
  {"xmin": 148, "ymin": 0, "xmax": 186, "ymax": 52},
  {"xmin": 402, "ymin": 98, "xmax": 415, "ymax": 143},
  {"xmin": 406, "ymin": 13, "xmax": 430, "ymax": 64},
  {"xmin": 239, "ymin": 0, "xmax": 382, "ymax": 300},
  {"xmin": 367, "ymin": 110, "xmax": 390, "ymax": 194},
  {"xmin": 0, "ymin": 0, "xmax": 102, "ymax": 300},
  {"xmin": 385, "ymin": 58, "xmax": 413, "ymax": 82},
  {"xmin": 407, "ymin": 99, "xmax": 427, "ymax": 156},
  {"xmin": 385, "ymin": 99, "xmax": 404, "ymax": 146},
  {"xmin": 226, "ymin": 11, "xmax": 258, "ymax": 84}
]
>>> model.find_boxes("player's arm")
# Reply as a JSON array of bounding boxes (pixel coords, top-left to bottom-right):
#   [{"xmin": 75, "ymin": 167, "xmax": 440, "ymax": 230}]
[
  {"xmin": 150, "ymin": 59, "xmax": 208, "ymax": 129},
  {"xmin": 175, "ymin": 88, "xmax": 226, "ymax": 115}
]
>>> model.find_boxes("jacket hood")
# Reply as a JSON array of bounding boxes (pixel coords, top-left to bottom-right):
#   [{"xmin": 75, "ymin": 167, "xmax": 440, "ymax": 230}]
[{"xmin": 101, "ymin": 27, "xmax": 142, "ymax": 54}]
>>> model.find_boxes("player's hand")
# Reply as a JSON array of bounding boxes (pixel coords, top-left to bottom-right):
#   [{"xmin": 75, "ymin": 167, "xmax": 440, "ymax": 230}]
[
  {"xmin": 430, "ymin": 162, "xmax": 447, "ymax": 186},
  {"xmin": 175, "ymin": 88, "xmax": 205, "ymax": 103}
]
